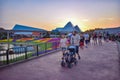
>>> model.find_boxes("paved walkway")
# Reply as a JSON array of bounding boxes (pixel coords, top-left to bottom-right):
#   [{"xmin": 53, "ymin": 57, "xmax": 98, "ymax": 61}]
[{"xmin": 0, "ymin": 41, "xmax": 119, "ymax": 80}]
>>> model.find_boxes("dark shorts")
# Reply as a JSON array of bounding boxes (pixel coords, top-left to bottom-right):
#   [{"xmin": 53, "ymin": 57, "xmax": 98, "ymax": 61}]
[
  {"xmin": 75, "ymin": 46, "xmax": 79, "ymax": 54},
  {"xmin": 85, "ymin": 40, "xmax": 89, "ymax": 44}
]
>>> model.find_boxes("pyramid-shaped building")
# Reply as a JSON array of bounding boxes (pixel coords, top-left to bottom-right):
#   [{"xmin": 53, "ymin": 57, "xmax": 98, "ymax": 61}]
[
  {"xmin": 63, "ymin": 22, "xmax": 76, "ymax": 32},
  {"xmin": 53, "ymin": 21, "xmax": 82, "ymax": 33}
]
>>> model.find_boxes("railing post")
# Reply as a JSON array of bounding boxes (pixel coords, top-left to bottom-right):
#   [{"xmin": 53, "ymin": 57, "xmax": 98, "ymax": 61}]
[
  {"xmin": 45, "ymin": 42, "xmax": 47, "ymax": 53},
  {"xmin": 6, "ymin": 49, "xmax": 9, "ymax": 64},
  {"xmin": 7, "ymin": 31, "xmax": 10, "ymax": 50},
  {"xmin": 36, "ymin": 45, "xmax": 39, "ymax": 56},
  {"xmin": 56, "ymin": 41, "xmax": 57, "ymax": 50},
  {"xmin": 25, "ymin": 47, "xmax": 27, "ymax": 59}
]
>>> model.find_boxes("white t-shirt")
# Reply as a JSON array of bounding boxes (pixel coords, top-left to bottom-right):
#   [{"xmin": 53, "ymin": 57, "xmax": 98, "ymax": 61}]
[
  {"xmin": 71, "ymin": 34, "xmax": 80, "ymax": 46},
  {"xmin": 60, "ymin": 38, "xmax": 67, "ymax": 48},
  {"xmin": 84, "ymin": 34, "xmax": 89, "ymax": 40}
]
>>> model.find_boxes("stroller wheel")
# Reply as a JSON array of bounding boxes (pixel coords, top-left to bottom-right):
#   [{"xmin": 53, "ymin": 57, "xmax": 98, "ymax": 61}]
[
  {"xmin": 67, "ymin": 63, "xmax": 72, "ymax": 68},
  {"xmin": 61, "ymin": 61, "xmax": 65, "ymax": 67},
  {"xmin": 73, "ymin": 58, "xmax": 77, "ymax": 65}
]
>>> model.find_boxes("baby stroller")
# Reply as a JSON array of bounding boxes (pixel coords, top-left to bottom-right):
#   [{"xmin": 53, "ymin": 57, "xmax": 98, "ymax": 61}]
[{"xmin": 61, "ymin": 45, "xmax": 77, "ymax": 68}]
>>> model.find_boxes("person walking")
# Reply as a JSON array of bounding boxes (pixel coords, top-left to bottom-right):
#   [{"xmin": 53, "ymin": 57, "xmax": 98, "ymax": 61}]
[
  {"xmin": 84, "ymin": 33, "xmax": 90, "ymax": 48},
  {"xmin": 92, "ymin": 32, "xmax": 97, "ymax": 45},
  {"xmin": 71, "ymin": 31, "xmax": 81, "ymax": 59}
]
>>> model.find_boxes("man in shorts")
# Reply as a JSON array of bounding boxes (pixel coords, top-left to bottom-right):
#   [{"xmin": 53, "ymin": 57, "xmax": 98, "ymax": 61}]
[{"xmin": 70, "ymin": 31, "xmax": 81, "ymax": 59}]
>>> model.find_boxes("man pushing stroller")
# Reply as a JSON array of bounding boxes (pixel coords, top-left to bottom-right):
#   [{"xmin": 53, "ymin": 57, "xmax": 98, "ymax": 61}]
[
  {"xmin": 70, "ymin": 31, "xmax": 81, "ymax": 60},
  {"xmin": 60, "ymin": 31, "xmax": 81, "ymax": 68}
]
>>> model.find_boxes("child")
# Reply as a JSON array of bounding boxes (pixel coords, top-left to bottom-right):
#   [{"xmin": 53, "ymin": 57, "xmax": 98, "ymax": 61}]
[
  {"xmin": 80, "ymin": 34, "xmax": 84, "ymax": 49},
  {"xmin": 60, "ymin": 34, "xmax": 68, "ymax": 55}
]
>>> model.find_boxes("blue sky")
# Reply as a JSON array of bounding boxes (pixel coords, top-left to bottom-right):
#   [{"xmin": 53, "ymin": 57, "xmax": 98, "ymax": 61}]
[{"xmin": 0, "ymin": 0, "xmax": 120, "ymax": 31}]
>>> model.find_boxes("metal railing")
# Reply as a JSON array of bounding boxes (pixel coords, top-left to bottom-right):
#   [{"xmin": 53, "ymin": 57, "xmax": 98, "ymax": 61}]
[{"xmin": 0, "ymin": 41, "xmax": 60, "ymax": 67}]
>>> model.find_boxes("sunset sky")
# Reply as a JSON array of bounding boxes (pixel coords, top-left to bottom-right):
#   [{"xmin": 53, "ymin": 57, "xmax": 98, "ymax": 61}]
[{"xmin": 0, "ymin": 0, "xmax": 120, "ymax": 31}]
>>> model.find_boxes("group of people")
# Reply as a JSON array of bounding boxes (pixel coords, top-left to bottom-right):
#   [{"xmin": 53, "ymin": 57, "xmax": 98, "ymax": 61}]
[
  {"xmin": 59, "ymin": 31, "xmax": 90, "ymax": 60},
  {"xmin": 92, "ymin": 32, "xmax": 103, "ymax": 45},
  {"xmin": 91, "ymin": 31, "xmax": 120, "ymax": 45},
  {"xmin": 59, "ymin": 31, "xmax": 120, "ymax": 60}
]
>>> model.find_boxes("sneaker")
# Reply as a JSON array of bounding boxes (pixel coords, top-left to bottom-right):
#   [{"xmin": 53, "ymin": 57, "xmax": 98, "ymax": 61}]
[{"xmin": 78, "ymin": 56, "xmax": 81, "ymax": 60}]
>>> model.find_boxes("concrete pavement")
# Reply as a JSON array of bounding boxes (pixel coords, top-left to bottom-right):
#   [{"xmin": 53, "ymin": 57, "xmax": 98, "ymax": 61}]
[{"xmin": 0, "ymin": 41, "xmax": 119, "ymax": 80}]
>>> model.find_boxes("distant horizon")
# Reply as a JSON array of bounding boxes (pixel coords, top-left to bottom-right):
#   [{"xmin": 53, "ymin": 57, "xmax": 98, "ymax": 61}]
[
  {"xmin": 0, "ymin": 22, "xmax": 119, "ymax": 32},
  {"xmin": 1, "ymin": 0, "xmax": 120, "ymax": 31},
  {"xmin": 0, "ymin": 21, "xmax": 120, "ymax": 32}
]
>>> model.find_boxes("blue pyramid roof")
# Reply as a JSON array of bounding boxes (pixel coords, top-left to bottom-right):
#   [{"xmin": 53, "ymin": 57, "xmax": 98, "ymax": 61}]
[
  {"xmin": 13, "ymin": 24, "xmax": 46, "ymax": 31},
  {"xmin": 63, "ymin": 21, "xmax": 75, "ymax": 32},
  {"xmin": 52, "ymin": 21, "xmax": 82, "ymax": 33},
  {"xmin": 74, "ymin": 25, "xmax": 81, "ymax": 32},
  {"xmin": 12, "ymin": 24, "xmax": 47, "ymax": 35}
]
